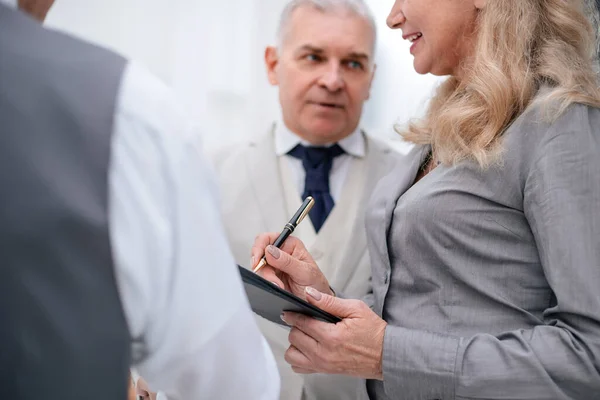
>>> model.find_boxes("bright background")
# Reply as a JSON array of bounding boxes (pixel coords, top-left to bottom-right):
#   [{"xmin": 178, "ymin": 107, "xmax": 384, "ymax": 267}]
[{"xmin": 45, "ymin": 0, "xmax": 444, "ymax": 153}]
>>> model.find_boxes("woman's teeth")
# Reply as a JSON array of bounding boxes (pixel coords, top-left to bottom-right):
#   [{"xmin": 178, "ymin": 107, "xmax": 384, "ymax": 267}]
[{"xmin": 409, "ymin": 33, "xmax": 423, "ymax": 43}]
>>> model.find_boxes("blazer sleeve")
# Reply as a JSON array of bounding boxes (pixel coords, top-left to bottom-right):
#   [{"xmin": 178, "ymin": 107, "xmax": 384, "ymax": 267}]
[{"xmin": 379, "ymin": 104, "xmax": 600, "ymax": 400}]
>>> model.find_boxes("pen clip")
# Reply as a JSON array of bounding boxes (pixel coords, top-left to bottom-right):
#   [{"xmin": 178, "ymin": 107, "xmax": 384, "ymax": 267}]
[{"xmin": 295, "ymin": 196, "xmax": 315, "ymax": 226}]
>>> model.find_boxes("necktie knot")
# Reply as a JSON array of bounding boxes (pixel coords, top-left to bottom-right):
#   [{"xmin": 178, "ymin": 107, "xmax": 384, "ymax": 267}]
[
  {"xmin": 288, "ymin": 144, "xmax": 345, "ymax": 169},
  {"xmin": 287, "ymin": 144, "xmax": 345, "ymax": 232}
]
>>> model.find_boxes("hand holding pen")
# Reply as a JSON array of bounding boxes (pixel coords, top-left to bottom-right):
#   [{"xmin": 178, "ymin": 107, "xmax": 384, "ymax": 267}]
[
  {"xmin": 251, "ymin": 197, "xmax": 334, "ymax": 298},
  {"xmin": 253, "ymin": 196, "xmax": 315, "ymax": 273}
]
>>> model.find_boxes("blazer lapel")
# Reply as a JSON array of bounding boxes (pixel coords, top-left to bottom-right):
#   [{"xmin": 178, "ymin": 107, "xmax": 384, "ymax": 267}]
[
  {"xmin": 311, "ymin": 152, "xmax": 366, "ymax": 287},
  {"xmin": 377, "ymin": 144, "xmax": 428, "ymax": 272},
  {"xmin": 244, "ymin": 127, "xmax": 288, "ymax": 234}
]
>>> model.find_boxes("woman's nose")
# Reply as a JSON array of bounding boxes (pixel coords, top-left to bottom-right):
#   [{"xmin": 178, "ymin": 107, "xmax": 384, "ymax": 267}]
[{"xmin": 386, "ymin": 1, "xmax": 405, "ymax": 29}]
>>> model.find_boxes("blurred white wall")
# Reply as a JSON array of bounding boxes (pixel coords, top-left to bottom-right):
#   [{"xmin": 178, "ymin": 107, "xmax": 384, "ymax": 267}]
[{"xmin": 45, "ymin": 0, "xmax": 443, "ymax": 154}]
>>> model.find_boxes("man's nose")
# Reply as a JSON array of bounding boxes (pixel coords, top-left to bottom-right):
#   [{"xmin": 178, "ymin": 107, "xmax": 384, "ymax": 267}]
[{"xmin": 317, "ymin": 63, "xmax": 344, "ymax": 92}]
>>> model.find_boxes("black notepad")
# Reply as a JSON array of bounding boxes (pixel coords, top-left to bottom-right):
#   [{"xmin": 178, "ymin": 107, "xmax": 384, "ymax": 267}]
[{"xmin": 238, "ymin": 265, "xmax": 341, "ymax": 326}]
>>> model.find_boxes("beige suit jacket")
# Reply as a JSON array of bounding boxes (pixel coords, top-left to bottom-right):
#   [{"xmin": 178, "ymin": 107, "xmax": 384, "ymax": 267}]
[{"xmin": 210, "ymin": 126, "xmax": 401, "ymax": 400}]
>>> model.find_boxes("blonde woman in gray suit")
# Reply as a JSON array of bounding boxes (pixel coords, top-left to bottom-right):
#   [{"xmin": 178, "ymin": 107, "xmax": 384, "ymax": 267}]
[{"xmin": 251, "ymin": 0, "xmax": 600, "ymax": 398}]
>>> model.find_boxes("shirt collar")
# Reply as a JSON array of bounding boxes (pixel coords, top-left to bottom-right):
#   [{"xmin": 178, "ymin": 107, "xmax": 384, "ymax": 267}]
[
  {"xmin": 0, "ymin": 0, "xmax": 18, "ymax": 9},
  {"xmin": 274, "ymin": 120, "xmax": 365, "ymax": 158}
]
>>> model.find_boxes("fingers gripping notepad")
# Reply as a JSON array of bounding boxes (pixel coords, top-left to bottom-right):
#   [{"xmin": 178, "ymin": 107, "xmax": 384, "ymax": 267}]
[{"xmin": 238, "ymin": 265, "xmax": 341, "ymax": 326}]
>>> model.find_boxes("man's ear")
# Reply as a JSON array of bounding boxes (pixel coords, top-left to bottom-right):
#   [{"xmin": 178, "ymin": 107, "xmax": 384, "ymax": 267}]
[
  {"xmin": 474, "ymin": 0, "xmax": 486, "ymax": 10},
  {"xmin": 264, "ymin": 46, "xmax": 280, "ymax": 86}
]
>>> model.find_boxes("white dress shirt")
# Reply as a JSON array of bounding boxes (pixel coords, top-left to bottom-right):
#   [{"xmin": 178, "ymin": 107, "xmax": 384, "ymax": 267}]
[
  {"xmin": 274, "ymin": 122, "xmax": 365, "ymax": 202},
  {"xmin": 110, "ymin": 61, "xmax": 281, "ymax": 400},
  {"xmin": 2, "ymin": 2, "xmax": 280, "ymax": 398}
]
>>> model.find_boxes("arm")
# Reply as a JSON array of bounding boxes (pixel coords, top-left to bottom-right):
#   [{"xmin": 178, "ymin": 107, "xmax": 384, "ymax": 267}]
[
  {"xmin": 110, "ymin": 62, "xmax": 279, "ymax": 400},
  {"xmin": 381, "ymin": 106, "xmax": 600, "ymax": 399}
]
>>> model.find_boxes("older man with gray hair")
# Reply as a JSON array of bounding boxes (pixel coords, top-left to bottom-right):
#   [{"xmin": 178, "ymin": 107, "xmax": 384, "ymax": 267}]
[{"xmin": 212, "ymin": 1, "xmax": 401, "ymax": 399}]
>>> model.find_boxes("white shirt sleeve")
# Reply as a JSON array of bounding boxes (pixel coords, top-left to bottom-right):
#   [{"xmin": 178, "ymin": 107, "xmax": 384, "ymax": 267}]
[{"xmin": 108, "ymin": 61, "xmax": 280, "ymax": 400}]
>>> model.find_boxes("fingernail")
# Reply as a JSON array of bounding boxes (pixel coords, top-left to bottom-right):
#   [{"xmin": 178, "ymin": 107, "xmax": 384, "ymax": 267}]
[
  {"xmin": 267, "ymin": 245, "xmax": 280, "ymax": 259},
  {"xmin": 305, "ymin": 287, "xmax": 322, "ymax": 301},
  {"xmin": 280, "ymin": 312, "xmax": 289, "ymax": 324},
  {"xmin": 251, "ymin": 256, "xmax": 256, "ymax": 267},
  {"xmin": 270, "ymin": 281, "xmax": 281, "ymax": 289}
]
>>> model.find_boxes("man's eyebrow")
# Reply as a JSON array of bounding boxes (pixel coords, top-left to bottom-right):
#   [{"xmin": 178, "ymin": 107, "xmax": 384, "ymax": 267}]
[
  {"xmin": 347, "ymin": 52, "xmax": 370, "ymax": 61},
  {"xmin": 294, "ymin": 45, "xmax": 371, "ymax": 62},
  {"xmin": 296, "ymin": 45, "xmax": 325, "ymax": 53}
]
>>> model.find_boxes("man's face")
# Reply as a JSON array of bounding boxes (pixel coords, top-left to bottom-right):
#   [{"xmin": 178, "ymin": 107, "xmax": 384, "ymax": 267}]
[{"xmin": 265, "ymin": 6, "xmax": 376, "ymax": 145}]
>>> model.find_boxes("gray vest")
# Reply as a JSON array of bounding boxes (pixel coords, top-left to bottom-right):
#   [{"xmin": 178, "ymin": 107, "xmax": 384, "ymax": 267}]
[{"xmin": 0, "ymin": 6, "xmax": 130, "ymax": 399}]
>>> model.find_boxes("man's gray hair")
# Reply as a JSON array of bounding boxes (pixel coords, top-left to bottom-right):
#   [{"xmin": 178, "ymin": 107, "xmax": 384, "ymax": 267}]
[{"xmin": 276, "ymin": 0, "xmax": 377, "ymax": 48}]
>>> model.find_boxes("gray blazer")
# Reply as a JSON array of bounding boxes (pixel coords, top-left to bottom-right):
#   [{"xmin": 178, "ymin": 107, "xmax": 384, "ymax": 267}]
[{"xmin": 362, "ymin": 102, "xmax": 600, "ymax": 399}]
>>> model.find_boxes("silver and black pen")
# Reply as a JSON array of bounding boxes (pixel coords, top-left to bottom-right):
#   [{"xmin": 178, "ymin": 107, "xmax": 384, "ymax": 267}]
[{"xmin": 252, "ymin": 196, "xmax": 315, "ymax": 273}]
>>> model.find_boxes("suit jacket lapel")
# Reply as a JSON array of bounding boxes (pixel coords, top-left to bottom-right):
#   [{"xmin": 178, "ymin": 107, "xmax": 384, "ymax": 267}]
[
  {"xmin": 244, "ymin": 127, "xmax": 288, "ymax": 234},
  {"xmin": 311, "ymin": 152, "xmax": 366, "ymax": 286},
  {"xmin": 376, "ymin": 144, "xmax": 428, "ymax": 273}
]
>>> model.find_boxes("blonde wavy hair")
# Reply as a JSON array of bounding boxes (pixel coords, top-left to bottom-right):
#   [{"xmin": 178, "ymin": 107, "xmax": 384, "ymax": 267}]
[{"xmin": 400, "ymin": 0, "xmax": 600, "ymax": 167}]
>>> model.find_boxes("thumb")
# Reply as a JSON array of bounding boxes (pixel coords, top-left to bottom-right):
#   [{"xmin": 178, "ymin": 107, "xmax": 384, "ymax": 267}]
[{"xmin": 304, "ymin": 287, "xmax": 355, "ymax": 319}]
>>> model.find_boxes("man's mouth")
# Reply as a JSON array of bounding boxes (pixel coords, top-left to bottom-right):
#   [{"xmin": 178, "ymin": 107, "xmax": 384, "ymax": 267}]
[{"xmin": 310, "ymin": 101, "xmax": 344, "ymax": 109}]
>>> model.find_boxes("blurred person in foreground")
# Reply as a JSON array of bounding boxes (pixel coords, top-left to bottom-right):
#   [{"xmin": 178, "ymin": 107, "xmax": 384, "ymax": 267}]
[
  {"xmin": 211, "ymin": 1, "xmax": 401, "ymax": 399},
  {"xmin": 0, "ymin": 1, "xmax": 279, "ymax": 399},
  {"xmin": 251, "ymin": 0, "xmax": 600, "ymax": 399}
]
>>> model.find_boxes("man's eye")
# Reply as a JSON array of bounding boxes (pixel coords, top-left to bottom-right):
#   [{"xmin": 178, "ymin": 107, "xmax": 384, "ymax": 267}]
[
  {"xmin": 305, "ymin": 54, "xmax": 322, "ymax": 62},
  {"xmin": 347, "ymin": 60, "xmax": 364, "ymax": 70}
]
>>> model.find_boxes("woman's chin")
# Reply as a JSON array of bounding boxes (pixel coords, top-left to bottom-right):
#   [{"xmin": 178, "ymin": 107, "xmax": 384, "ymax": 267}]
[
  {"xmin": 413, "ymin": 60, "xmax": 453, "ymax": 77},
  {"xmin": 412, "ymin": 58, "xmax": 431, "ymax": 76}
]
